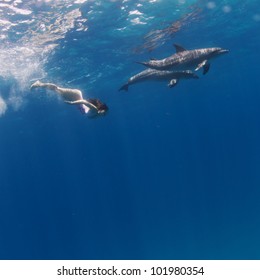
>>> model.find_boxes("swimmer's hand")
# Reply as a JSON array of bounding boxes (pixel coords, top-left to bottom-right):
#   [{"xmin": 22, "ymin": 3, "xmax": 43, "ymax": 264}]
[{"xmin": 65, "ymin": 99, "xmax": 108, "ymax": 115}]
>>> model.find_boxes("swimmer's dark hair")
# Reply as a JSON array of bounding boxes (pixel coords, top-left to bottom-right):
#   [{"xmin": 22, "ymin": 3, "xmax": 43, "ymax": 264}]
[{"xmin": 87, "ymin": 98, "xmax": 108, "ymax": 114}]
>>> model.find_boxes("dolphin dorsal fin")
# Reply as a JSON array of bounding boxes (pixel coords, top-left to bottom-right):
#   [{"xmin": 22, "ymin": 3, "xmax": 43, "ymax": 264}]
[{"xmin": 173, "ymin": 44, "xmax": 186, "ymax": 53}]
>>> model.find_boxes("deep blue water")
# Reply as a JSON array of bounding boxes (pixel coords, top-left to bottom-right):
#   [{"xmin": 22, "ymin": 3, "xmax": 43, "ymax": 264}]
[{"xmin": 0, "ymin": 0, "xmax": 260, "ymax": 260}]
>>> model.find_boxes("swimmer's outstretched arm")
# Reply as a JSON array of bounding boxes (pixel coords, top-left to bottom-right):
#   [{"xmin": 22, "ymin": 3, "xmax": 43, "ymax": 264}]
[{"xmin": 64, "ymin": 99, "xmax": 98, "ymax": 111}]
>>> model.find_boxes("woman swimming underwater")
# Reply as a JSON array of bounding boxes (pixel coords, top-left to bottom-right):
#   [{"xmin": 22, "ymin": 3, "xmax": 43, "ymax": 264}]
[{"xmin": 30, "ymin": 81, "xmax": 108, "ymax": 117}]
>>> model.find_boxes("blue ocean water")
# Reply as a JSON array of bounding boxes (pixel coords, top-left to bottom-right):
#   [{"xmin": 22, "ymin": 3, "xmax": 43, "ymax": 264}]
[{"xmin": 0, "ymin": 0, "xmax": 260, "ymax": 260}]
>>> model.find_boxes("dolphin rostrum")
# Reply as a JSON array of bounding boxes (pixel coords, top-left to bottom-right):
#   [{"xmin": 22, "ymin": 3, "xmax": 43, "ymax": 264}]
[
  {"xmin": 137, "ymin": 44, "xmax": 229, "ymax": 74},
  {"xmin": 119, "ymin": 68, "xmax": 199, "ymax": 91}
]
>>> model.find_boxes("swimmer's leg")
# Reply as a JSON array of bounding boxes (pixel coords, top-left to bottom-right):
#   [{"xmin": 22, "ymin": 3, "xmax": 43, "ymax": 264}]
[
  {"xmin": 30, "ymin": 81, "xmax": 59, "ymax": 91},
  {"xmin": 30, "ymin": 81, "xmax": 83, "ymax": 99}
]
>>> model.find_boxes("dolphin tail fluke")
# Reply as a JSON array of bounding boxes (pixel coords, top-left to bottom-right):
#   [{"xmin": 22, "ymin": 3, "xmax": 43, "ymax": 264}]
[{"xmin": 119, "ymin": 84, "xmax": 129, "ymax": 92}]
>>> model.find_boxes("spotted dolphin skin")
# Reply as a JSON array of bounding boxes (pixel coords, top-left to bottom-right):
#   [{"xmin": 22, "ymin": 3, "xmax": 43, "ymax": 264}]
[
  {"xmin": 137, "ymin": 44, "xmax": 229, "ymax": 74},
  {"xmin": 119, "ymin": 68, "xmax": 199, "ymax": 91}
]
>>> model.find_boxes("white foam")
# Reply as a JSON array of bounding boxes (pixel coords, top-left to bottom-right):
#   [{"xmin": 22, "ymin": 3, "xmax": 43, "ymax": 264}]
[
  {"xmin": 0, "ymin": 0, "xmax": 87, "ymax": 115},
  {"xmin": 222, "ymin": 5, "xmax": 232, "ymax": 13},
  {"xmin": 74, "ymin": 0, "xmax": 88, "ymax": 3},
  {"xmin": 206, "ymin": 1, "xmax": 216, "ymax": 9},
  {"xmin": 0, "ymin": 95, "xmax": 8, "ymax": 117},
  {"xmin": 130, "ymin": 17, "xmax": 146, "ymax": 25},
  {"xmin": 129, "ymin": 10, "xmax": 143, "ymax": 16},
  {"xmin": 8, "ymin": 95, "xmax": 24, "ymax": 111},
  {"xmin": 0, "ymin": 3, "xmax": 31, "ymax": 15},
  {"xmin": 0, "ymin": 45, "xmax": 46, "ymax": 90}
]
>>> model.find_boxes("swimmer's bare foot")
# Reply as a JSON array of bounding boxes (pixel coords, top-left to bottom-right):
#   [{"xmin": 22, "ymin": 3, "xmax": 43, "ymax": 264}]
[{"xmin": 30, "ymin": 80, "xmax": 43, "ymax": 90}]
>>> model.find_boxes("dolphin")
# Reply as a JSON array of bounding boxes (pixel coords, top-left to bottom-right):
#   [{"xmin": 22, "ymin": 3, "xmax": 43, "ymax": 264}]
[
  {"xmin": 137, "ymin": 44, "xmax": 229, "ymax": 74},
  {"xmin": 119, "ymin": 68, "xmax": 199, "ymax": 91}
]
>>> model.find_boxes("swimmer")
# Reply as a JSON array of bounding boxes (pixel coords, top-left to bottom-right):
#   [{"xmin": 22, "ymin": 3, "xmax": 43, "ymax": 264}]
[{"xmin": 30, "ymin": 80, "xmax": 108, "ymax": 116}]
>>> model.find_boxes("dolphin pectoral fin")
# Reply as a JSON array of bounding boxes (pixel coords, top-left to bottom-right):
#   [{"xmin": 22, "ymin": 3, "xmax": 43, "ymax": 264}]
[
  {"xmin": 203, "ymin": 63, "xmax": 210, "ymax": 75},
  {"xmin": 173, "ymin": 44, "xmax": 186, "ymax": 53},
  {"xmin": 195, "ymin": 60, "xmax": 208, "ymax": 71},
  {"xmin": 195, "ymin": 60, "xmax": 210, "ymax": 74},
  {"xmin": 168, "ymin": 79, "xmax": 178, "ymax": 88}
]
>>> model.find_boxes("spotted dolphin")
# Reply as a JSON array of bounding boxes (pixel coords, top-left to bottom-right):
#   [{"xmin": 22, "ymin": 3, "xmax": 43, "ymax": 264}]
[
  {"xmin": 137, "ymin": 44, "xmax": 229, "ymax": 74},
  {"xmin": 119, "ymin": 68, "xmax": 199, "ymax": 91}
]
